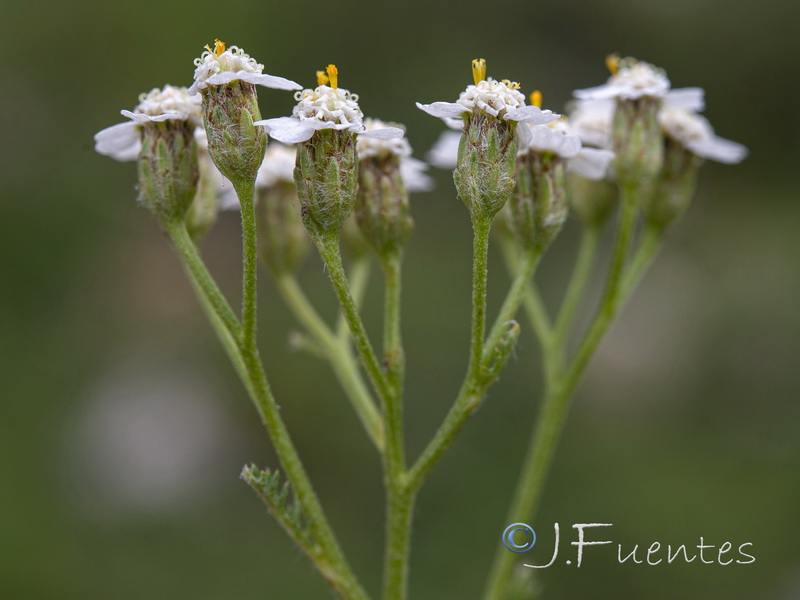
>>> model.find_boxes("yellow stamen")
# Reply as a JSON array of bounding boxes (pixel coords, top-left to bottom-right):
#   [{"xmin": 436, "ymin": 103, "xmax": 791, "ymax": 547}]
[
  {"xmin": 205, "ymin": 40, "xmax": 226, "ymax": 56},
  {"xmin": 316, "ymin": 70, "xmax": 329, "ymax": 86},
  {"xmin": 472, "ymin": 58, "xmax": 487, "ymax": 85},
  {"xmin": 500, "ymin": 79, "xmax": 521, "ymax": 90},
  {"xmin": 606, "ymin": 54, "xmax": 620, "ymax": 75},
  {"xmin": 326, "ymin": 64, "xmax": 339, "ymax": 89},
  {"xmin": 530, "ymin": 90, "xmax": 542, "ymax": 108}
]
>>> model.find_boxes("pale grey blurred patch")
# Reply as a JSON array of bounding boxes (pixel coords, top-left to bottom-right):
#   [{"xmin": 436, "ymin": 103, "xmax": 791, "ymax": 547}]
[
  {"xmin": 63, "ymin": 357, "xmax": 244, "ymax": 520},
  {"xmin": 584, "ymin": 247, "xmax": 713, "ymax": 406}
]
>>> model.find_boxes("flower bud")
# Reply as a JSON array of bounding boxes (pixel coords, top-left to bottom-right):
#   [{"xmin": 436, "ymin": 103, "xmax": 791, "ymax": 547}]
[
  {"xmin": 644, "ymin": 137, "xmax": 701, "ymax": 229},
  {"xmin": 611, "ymin": 95, "xmax": 664, "ymax": 190},
  {"xmin": 454, "ymin": 113, "xmax": 519, "ymax": 221},
  {"xmin": 295, "ymin": 129, "xmax": 359, "ymax": 238},
  {"xmin": 355, "ymin": 155, "xmax": 413, "ymax": 257},
  {"xmin": 137, "ymin": 120, "xmax": 199, "ymax": 225},
  {"xmin": 481, "ymin": 320, "xmax": 521, "ymax": 385},
  {"xmin": 199, "ymin": 79, "xmax": 266, "ymax": 186},
  {"xmin": 507, "ymin": 151, "xmax": 567, "ymax": 251}
]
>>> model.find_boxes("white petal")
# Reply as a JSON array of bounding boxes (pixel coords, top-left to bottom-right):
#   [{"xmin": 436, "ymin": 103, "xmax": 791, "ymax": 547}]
[
  {"xmin": 94, "ymin": 121, "xmax": 141, "ymax": 161},
  {"xmin": 255, "ymin": 116, "xmax": 298, "ymax": 131},
  {"xmin": 416, "ymin": 101, "xmax": 468, "ymax": 119},
  {"xmin": 120, "ymin": 110, "xmax": 182, "ymax": 124},
  {"xmin": 567, "ymin": 148, "xmax": 615, "ymax": 180},
  {"xmin": 505, "ymin": 106, "xmax": 560, "ymax": 124},
  {"xmin": 357, "ymin": 126, "xmax": 404, "ymax": 139},
  {"xmin": 205, "ymin": 71, "xmax": 301, "ymax": 90},
  {"xmin": 688, "ymin": 136, "xmax": 748, "ymax": 164},
  {"xmin": 573, "ymin": 84, "xmax": 619, "ymax": 101},
  {"xmin": 665, "ymin": 87, "xmax": 705, "ymax": 112},
  {"xmin": 259, "ymin": 118, "xmax": 316, "ymax": 144}
]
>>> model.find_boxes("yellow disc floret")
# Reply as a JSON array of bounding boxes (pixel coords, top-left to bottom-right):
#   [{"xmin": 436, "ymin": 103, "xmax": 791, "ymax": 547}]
[
  {"xmin": 316, "ymin": 70, "xmax": 329, "ymax": 86},
  {"xmin": 530, "ymin": 90, "xmax": 542, "ymax": 108},
  {"xmin": 326, "ymin": 64, "xmax": 339, "ymax": 89},
  {"xmin": 472, "ymin": 58, "xmax": 487, "ymax": 85},
  {"xmin": 606, "ymin": 54, "xmax": 620, "ymax": 75},
  {"xmin": 203, "ymin": 39, "xmax": 227, "ymax": 57}
]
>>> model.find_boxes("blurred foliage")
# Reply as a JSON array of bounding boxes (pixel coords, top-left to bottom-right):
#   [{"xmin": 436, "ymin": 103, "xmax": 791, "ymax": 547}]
[{"xmin": 1, "ymin": 0, "xmax": 799, "ymax": 598}]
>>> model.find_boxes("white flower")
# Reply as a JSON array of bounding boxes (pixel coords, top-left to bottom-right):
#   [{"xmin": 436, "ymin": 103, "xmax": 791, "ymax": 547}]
[
  {"xmin": 417, "ymin": 77, "xmax": 558, "ymax": 124},
  {"xmin": 568, "ymin": 88, "xmax": 706, "ymax": 150},
  {"xmin": 189, "ymin": 41, "xmax": 300, "ymax": 94},
  {"xmin": 257, "ymin": 69, "xmax": 403, "ymax": 143},
  {"xmin": 659, "ymin": 107, "xmax": 747, "ymax": 163},
  {"xmin": 357, "ymin": 118, "xmax": 433, "ymax": 192},
  {"xmin": 574, "ymin": 59, "xmax": 671, "ymax": 101},
  {"xmin": 94, "ymin": 85, "xmax": 201, "ymax": 161}
]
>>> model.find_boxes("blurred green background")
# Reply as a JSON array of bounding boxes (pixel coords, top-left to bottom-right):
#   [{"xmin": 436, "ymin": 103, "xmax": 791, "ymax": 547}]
[{"xmin": 2, "ymin": 0, "xmax": 799, "ymax": 597}]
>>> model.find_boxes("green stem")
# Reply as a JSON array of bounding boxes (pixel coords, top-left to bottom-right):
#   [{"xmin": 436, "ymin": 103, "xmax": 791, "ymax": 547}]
[
  {"xmin": 482, "ymin": 185, "xmax": 641, "ymax": 600},
  {"xmin": 407, "ymin": 216, "xmax": 492, "ymax": 491},
  {"xmin": 380, "ymin": 252, "xmax": 412, "ymax": 600},
  {"xmin": 382, "ymin": 486, "xmax": 414, "ymax": 600},
  {"xmin": 553, "ymin": 224, "xmax": 602, "ymax": 352},
  {"xmin": 623, "ymin": 222, "xmax": 663, "ymax": 297},
  {"xmin": 274, "ymin": 273, "xmax": 385, "ymax": 452},
  {"xmin": 338, "ymin": 256, "xmax": 372, "ymax": 342},
  {"xmin": 316, "ymin": 232, "xmax": 392, "ymax": 407},
  {"xmin": 235, "ymin": 179, "xmax": 258, "ymax": 348}
]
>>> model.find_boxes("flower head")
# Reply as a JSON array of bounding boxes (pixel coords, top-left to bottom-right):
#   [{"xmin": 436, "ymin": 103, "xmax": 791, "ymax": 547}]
[
  {"xmin": 574, "ymin": 57, "xmax": 671, "ymax": 101},
  {"xmin": 189, "ymin": 40, "xmax": 300, "ymax": 94},
  {"xmin": 257, "ymin": 65, "xmax": 403, "ymax": 144},
  {"xmin": 95, "ymin": 85, "xmax": 201, "ymax": 161},
  {"xmin": 416, "ymin": 60, "xmax": 558, "ymax": 125}
]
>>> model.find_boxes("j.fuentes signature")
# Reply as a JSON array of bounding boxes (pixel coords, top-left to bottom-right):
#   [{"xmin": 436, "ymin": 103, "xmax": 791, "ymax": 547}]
[{"xmin": 502, "ymin": 523, "xmax": 756, "ymax": 568}]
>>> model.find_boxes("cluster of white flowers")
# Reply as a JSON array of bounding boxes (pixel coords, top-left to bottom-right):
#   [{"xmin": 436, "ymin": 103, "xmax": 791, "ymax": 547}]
[
  {"xmin": 94, "ymin": 85, "xmax": 202, "ymax": 161},
  {"xmin": 189, "ymin": 41, "xmax": 300, "ymax": 94},
  {"xmin": 570, "ymin": 58, "xmax": 746, "ymax": 164}
]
